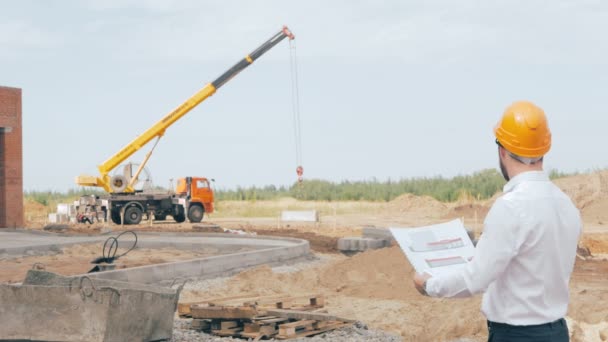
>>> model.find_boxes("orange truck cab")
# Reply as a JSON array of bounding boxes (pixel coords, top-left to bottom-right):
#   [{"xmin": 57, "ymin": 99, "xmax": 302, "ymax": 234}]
[{"xmin": 175, "ymin": 177, "xmax": 214, "ymax": 222}]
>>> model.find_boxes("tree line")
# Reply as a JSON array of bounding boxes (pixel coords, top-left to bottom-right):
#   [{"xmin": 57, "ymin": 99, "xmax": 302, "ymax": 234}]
[{"xmin": 25, "ymin": 168, "xmax": 575, "ymax": 206}]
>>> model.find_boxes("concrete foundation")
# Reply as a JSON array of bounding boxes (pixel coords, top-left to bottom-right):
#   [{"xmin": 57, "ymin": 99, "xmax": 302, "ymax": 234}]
[{"xmin": 0, "ymin": 230, "xmax": 310, "ymax": 284}]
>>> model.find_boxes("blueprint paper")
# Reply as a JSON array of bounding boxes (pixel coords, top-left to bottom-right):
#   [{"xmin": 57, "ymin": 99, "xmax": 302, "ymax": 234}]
[{"xmin": 390, "ymin": 219, "xmax": 476, "ymax": 276}]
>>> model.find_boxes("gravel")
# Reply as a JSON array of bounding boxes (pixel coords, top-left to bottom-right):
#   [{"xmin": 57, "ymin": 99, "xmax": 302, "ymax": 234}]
[{"xmin": 171, "ymin": 319, "xmax": 402, "ymax": 342}]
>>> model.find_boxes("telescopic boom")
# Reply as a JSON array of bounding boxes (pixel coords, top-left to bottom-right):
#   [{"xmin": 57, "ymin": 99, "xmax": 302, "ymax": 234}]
[{"xmin": 76, "ymin": 26, "xmax": 295, "ymax": 193}]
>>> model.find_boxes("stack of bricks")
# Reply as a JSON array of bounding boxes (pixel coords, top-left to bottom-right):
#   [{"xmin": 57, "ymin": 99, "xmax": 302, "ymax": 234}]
[{"xmin": 0, "ymin": 86, "xmax": 23, "ymax": 228}]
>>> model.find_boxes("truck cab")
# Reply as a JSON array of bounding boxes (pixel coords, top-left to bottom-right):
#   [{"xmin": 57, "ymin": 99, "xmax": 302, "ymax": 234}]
[{"xmin": 176, "ymin": 176, "xmax": 214, "ymax": 222}]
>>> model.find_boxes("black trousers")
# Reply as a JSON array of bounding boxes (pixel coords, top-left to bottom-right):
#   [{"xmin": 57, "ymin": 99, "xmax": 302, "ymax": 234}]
[{"xmin": 487, "ymin": 318, "xmax": 569, "ymax": 342}]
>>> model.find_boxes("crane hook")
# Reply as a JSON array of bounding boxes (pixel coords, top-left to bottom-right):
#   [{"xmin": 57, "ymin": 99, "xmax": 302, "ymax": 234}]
[{"xmin": 296, "ymin": 165, "xmax": 304, "ymax": 183}]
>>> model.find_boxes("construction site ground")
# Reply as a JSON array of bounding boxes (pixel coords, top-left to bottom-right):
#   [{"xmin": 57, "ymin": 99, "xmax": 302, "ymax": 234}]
[{"xmin": 13, "ymin": 171, "xmax": 608, "ymax": 341}]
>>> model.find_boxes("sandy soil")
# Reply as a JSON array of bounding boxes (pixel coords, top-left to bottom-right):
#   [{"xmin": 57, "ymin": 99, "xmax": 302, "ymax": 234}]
[
  {"xmin": 17, "ymin": 170, "xmax": 608, "ymax": 341},
  {"xmin": 179, "ymin": 245, "xmax": 608, "ymax": 341}
]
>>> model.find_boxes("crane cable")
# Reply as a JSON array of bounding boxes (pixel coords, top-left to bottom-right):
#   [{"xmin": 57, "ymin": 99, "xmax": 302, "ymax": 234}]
[{"xmin": 288, "ymin": 38, "xmax": 304, "ymax": 184}]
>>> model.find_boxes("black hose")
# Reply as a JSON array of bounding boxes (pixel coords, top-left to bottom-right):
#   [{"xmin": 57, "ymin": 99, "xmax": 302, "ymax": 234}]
[
  {"xmin": 94, "ymin": 230, "xmax": 138, "ymax": 264},
  {"xmin": 113, "ymin": 230, "xmax": 138, "ymax": 259}
]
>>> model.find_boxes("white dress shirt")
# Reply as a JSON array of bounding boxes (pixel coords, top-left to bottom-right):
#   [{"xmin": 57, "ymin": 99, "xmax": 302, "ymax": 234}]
[{"xmin": 425, "ymin": 171, "xmax": 581, "ymax": 325}]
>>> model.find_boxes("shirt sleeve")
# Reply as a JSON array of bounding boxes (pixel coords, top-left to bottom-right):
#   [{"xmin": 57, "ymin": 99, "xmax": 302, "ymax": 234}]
[{"xmin": 425, "ymin": 198, "xmax": 522, "ymax": 298}]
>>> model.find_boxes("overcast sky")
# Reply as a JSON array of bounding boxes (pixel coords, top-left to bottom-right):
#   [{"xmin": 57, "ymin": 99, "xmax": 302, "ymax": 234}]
[{"xmin": 2, "ymin": 0, "xmax": 607, "ymax": 192}]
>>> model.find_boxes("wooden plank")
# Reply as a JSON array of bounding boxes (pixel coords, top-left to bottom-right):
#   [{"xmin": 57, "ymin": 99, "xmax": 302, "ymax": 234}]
[
  {"xmin": 243, "ymin": 323, "xmax": 277, "ymax": 336},
  {"xmin": 276, "ymin": 322, "xmax": 350, "ymax": 340},
  {"xmin": 310, "ymin": 296, "xmax": 325, "ymax": 307},
  {"xmin": 244, "ymin": 322, "xmax": 261, "ymax": 334},
  {"xmin": 313, "ymin": 321, "xmax": 329, "ymax": 329},
  {"xmin": 191, "ymin": 305, "xmax": 259, "ymax": 319},
  {"xmin": 220, "ymin": 320, "xmax": 240, "ymax": 330},
  {"xmin": 177, "ymin": 303, "xmax": 193, "ymax": 317},
  {"xmin": 241, "ymin": 294, "xmax": 323, "ymax": 307},
  {"xmin": 190, "ymin": 319, "xmax": 211, "ymax": 331},
  {"xmin": 240, "ymin": 332, "xmax": 263, "ymax": 339},
  {"xmin": 212, "ymin": 327, "xmax": 243, "ymax": 337},
  {"xmin": 178, "ymin": 293, "xmax": 262, "ymax": 316},
  {"xmin": 278, "ymin": 320, "xmax": 317, "ymax": 329},
  {"xmin": 266, "ymin": 309, "xmax": 355, "ymax": 323},
  {"xmin": 181, "ymin": 293, "xmax": 325, "ymax": 316},
  {"xmin": 261, "ymin": 294, "xmax": 324, "ymax": 309},
  {"xmin": 253, "ymin": 317, "xmax": 289, "ymax": 324},
  {"xmin": 277, "ymin": 320, "xmax": 316, "ymax": 338}
]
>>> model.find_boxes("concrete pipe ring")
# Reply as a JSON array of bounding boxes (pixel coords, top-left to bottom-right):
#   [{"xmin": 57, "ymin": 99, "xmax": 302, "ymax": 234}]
[{"xmin": 110, "ymin": 174, "xmax": 128, "ymax": 193}]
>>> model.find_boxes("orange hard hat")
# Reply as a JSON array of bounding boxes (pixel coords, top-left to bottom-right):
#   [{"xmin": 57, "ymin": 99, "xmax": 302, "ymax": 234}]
[{"xmin": 494, "ymin": 101, "xmax": 551, "ymax": 158}]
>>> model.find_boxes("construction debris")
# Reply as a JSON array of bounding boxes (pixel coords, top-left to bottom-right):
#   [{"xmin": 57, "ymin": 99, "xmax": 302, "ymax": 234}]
[
  {"xmin": 0, "ymin": 270, "xmax": 180, "ymax": 342},
  {"xmin": 179, "ymin": 294, "xmax": 352, "ymax": 340}
]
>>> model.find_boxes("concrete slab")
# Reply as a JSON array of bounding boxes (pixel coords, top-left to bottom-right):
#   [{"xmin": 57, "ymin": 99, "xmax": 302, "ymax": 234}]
[
  {"xmin": 337, "ymin": 237, "xmax": 386, "ymax": 252},
  {"xmin": 362, "ymin": 226, "xmax": 477, "ymax": 246},
  {"xmin": 2, "ymin": 270, "xmax": 178, "ymax": 341},
  {"xmin": 280, "ymin": 210, "xmax": 319, "ymax": 222}
]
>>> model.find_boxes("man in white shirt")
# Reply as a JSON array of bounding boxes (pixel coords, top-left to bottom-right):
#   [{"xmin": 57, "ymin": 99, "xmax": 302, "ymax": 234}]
[{"xmin": 413, "ymin": 101, "xmax": 581, "ymax": 342}]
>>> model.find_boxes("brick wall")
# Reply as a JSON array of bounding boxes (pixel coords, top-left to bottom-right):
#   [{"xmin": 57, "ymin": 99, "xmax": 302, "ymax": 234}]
[{"xmin": 0, "ymin": 86, "xmax": 24, "ymax": 228}]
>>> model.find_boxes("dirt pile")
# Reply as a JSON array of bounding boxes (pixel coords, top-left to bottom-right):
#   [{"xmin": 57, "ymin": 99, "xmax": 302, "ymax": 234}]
[
  {"xmin": 580, "ymin": 235, "xmax": 608, "ymax": 255},
  {"xmin": 553, "ymin": 170, "xmax": 608, "ymax": 224},
  {"xmin": 441, "ymin": 170, "xmax": 608, "ymax": 226},
  {"xmin": 387, "ymin": 194, "xmax": 448, "ymax": 218},
  {"xmin": 181, "ymin": 247, "xmax": 487, "ymax": 341},
  {"xmin": 444, "ymin": 203, "xmax": 490, "ymax": 223}
]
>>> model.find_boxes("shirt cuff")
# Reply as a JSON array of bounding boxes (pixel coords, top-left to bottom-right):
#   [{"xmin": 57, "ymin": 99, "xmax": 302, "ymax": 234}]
[
  {"xmin": 425, "ymin": 276, "xmax": 441, "ymax": 297},
  {"xmin": 425, "ymin": 271, "xmax": 472, "ymax": 298}
]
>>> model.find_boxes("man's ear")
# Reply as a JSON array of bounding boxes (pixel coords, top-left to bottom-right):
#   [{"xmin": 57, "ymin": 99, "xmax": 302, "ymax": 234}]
[{"xmin": 498, "ymin": 146, "xmax": 508, "ymax": 159}]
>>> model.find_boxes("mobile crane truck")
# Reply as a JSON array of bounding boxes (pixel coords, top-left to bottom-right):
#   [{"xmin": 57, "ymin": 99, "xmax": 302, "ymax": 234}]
[{"xmin": 75, "ymin": 26, "xmax": 295, "ymax": 225}]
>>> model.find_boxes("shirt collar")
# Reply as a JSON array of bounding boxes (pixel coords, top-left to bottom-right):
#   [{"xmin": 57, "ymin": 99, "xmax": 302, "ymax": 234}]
[{"xmin": 503, "ymin": 170, "xmax": 549, "ymax": 193}]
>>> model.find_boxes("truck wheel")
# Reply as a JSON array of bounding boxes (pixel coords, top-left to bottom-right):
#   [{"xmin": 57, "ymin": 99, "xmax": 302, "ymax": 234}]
[
  {"xmin": 188, "ymin": 205, "xmax": 204, "ymax": 223},
  {"xmin": 155, "ymin": 213, "xmax": 167, "ymax": 221},
  {"xmin": 124, "ymin": 206, "xmax": 143, "ymax": 225},
  {"xmin": 173, "ymin": 213, "xmax": 186, "ymax": 223},
  {"xmin": 110, "ymin": 211, "xmax": 121, "ymax": 225}
]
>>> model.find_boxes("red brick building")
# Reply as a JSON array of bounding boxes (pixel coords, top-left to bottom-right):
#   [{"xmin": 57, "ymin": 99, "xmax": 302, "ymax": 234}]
[{"xmin": 0, "ymin": 86, "xmax": 24, "ymax": 228}]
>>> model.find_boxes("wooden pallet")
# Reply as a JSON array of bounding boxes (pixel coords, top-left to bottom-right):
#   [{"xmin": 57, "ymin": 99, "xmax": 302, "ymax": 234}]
[
  {"xmin": 179, "ymin": 293, "xmax": 324, "ymax": 318},
  {"xmin": 183, "ymin": 294, "xmax": 351, "ymax": 340}
]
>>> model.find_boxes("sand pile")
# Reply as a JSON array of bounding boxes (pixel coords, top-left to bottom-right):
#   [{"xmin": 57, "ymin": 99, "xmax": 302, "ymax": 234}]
[
  {"xmin": 444, "ymin": 203, "xmax": 490, "ymax": 222},
  {"xmin": 553, "ymin": 170, "xmax": 608, "ymax": 225},
  {"xmin": 181, "ymin": 247, "xmax": 487, "ymax": 341},
  {"xmin": 554, "ymin": 171, "xmax": 608, "ymax": 205},
  {"xmin": 454, "ymin": 171, "xmax": 608, "ymax": 225},
  {"xmin": 387, "ymin": 194, "xmax": 448, "ymax": 217},
  {"xmin": 580, "ymin": 197, "xmax": 608, "ymax": 225}
]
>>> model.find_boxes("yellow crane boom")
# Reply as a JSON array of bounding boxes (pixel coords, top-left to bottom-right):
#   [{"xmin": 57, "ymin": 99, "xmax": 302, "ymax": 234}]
[{"xmin": 76, "ymin": 26, "xmax": 295, "ymax": 193}]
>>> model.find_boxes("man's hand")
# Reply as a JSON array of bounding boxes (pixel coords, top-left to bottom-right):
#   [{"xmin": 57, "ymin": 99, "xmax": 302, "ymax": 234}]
[{"xmin": 413, "ymin": 272, "xmax": 432, "ymax": 296}]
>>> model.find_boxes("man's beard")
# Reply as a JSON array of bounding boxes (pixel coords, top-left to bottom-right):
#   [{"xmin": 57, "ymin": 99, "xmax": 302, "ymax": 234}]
[{"xmin": 499, "ymin": 157, "xmax": 510, "ymax": 182}]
